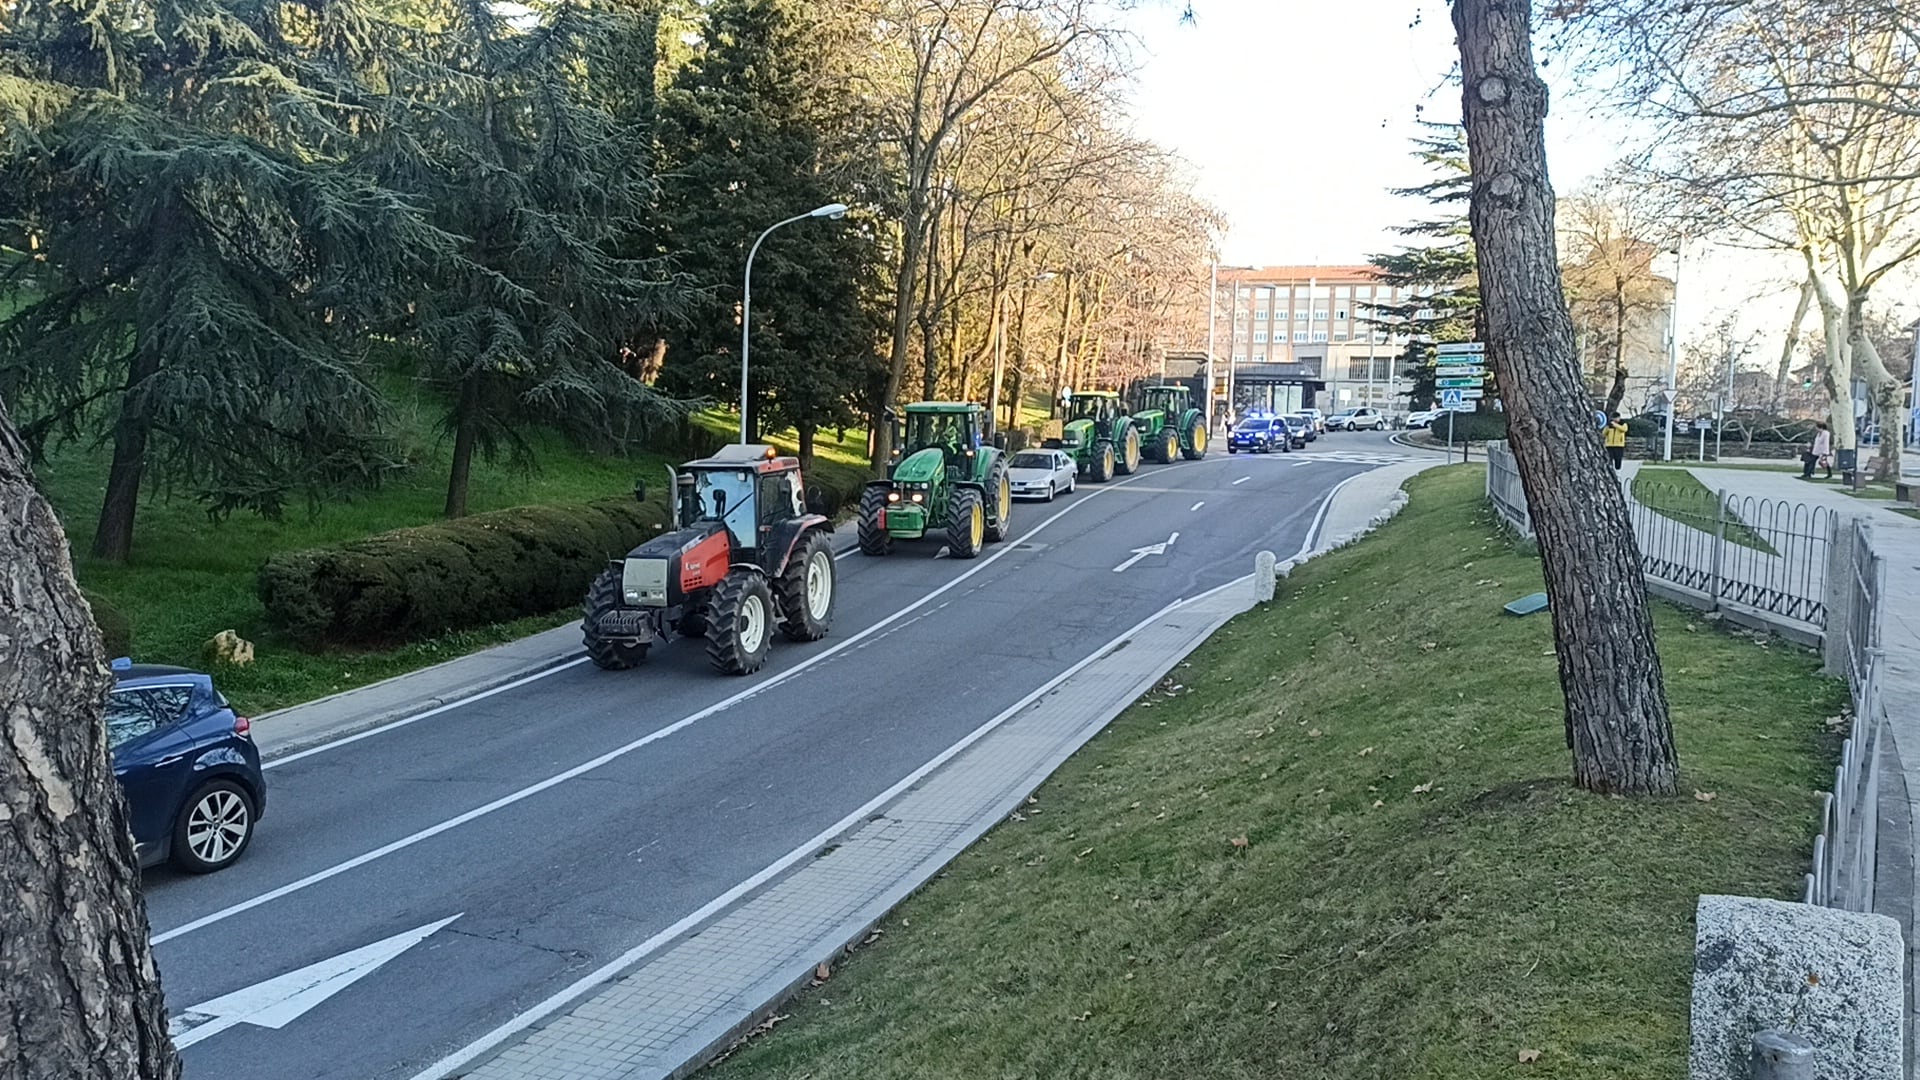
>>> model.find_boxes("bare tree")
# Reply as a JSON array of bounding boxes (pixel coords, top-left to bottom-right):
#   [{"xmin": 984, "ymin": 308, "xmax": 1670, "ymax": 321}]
[
  {"xmin": 2, "ymin": 390, "xmax": 182, "ymax": 1079},
  {"xmin": 1558, "ymin": 173, "xmax": 1676, "ymax": 412},
  {"xmin": 1456, "ymin": 0, "xmax": 1678, "ymax": 795}
]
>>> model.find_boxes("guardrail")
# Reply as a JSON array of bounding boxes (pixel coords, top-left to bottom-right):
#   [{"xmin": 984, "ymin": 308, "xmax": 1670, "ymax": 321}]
[{"xmin": 1484, "ymin": 441, "xmax": 1532, "ymax": 539}]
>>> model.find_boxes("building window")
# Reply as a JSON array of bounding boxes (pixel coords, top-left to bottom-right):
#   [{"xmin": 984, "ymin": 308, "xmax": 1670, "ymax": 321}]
[
  {"xmin": 1334, "ymin": 308, "xmax": 1347, "ymax": 320},
  {"xmin": 1233, "ymin": 354, "xmax": 1246, "ymax": 364},
  {"xmin": 1312, "ymin": 331, "xmax": 1329, "ymax": 343},
  {"xmin": 1293, "ymin": 331, "xmax": 1308, "ymax": 343},
  {"xmin": 1254, "ymin": 330, "xmax": 1267, "ymax": 343},
  {"xmin": 1235, "ymin": 329, "xmax": 1247, "ymax": 340},
  {"xmin": 1255, "ymin": 309, "xmax": 1267, "ymax": 321},
  {"xmin": 1334, "ymin": 333, "xmax": 1349, "ymax": 342},
  {"xmin": 1314, "ymin": 310, "xmax": 1329, "ymax": 321},
  {"xmin": 1335, "ymin": 285, "xmax": 1353, "ymax": 300}
]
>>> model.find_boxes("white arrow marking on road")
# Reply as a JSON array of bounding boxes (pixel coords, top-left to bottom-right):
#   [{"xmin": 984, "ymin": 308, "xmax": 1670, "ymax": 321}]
[
  {"xmin": 1232, "ymin": 476, "xmax": 1250, "ymax": 485},
  {"xmin": 1112, "ymin": 531, "xmax": 1179, "ymax": 573},
  {"xmin": 168, "ymin": 914, "xmax": 461, "ymax": 1050},
  {"xmin": 1189, "ymin": 501, "xmax": 1205, "ymax": 512}
]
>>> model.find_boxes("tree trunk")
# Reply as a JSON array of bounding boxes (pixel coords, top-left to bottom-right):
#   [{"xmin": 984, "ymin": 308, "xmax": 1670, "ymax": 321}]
[
  {"xmin": 1771, "ymin": 276, "xmax": 1814, "ymax": 413},
  {"xmin": 90, "ymin": 352, "xmax": 160, "ymax": 564},
  {"xmin": 1455, "ymin": 0, "xmax": 1678, "ymax": 796},
  {"xmin": 796, "ymin": 420, "xmax": 815, "ymax": 477},
  {"xmin": 2, "ymin": 393, "xmax": 183, "ymax": 1080},
  {"xmin": 444, "ymin": 375, "xmax": 481, "ymax": 519},
  {"xmin": 1603, "ymin": 280, "xmax": 1629, "ymax": 412},
  {"xmin": 875, "ymin": 191, "xmax": 928, "ymax": 469}
]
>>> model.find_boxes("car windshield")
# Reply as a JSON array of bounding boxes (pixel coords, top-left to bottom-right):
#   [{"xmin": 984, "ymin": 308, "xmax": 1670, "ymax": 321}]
[
  {"xmin": 1010, "ymin": 452, "xmax": 1055, "ymax": 469},
  {"xmin": 1288, "ymin": 416, "xmax": 1309, "ymax": 426},
  {"xmin": 1235, "ymin": 419, "xmax": 1270, "ymax": 431}
]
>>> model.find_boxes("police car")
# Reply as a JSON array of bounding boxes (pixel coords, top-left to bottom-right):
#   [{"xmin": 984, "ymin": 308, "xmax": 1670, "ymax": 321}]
[{"xmin": 1226, "ymin": 412, "xmax": 1292, "ymax": 454}]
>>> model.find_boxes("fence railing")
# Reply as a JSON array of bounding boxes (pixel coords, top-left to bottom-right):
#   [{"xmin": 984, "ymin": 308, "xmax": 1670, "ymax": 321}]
[
  {"xmin": 1484, "ymin": 441, "xmax": 1532, "ymax": 539},
  {"xmin": 1624, "ymin": 477, "xmax": 1833, "ymax": 631},
  {"xmin": 1806, "ymin": 518, "xmax": 1886, "ymax": 912}
]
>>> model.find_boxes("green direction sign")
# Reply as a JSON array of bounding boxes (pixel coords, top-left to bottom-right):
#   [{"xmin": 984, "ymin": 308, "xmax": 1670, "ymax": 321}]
[
  {"xmin": 1434, "ymin": 342, "xmax": 1485, "ymax": 356},
  {"xmin": 1435, "ymin": 376, "xmax": 1485, "ymax": 389},
  {"xmin": 1434, "ymin": 365, "xmax": 1486, "ymax": 377}
]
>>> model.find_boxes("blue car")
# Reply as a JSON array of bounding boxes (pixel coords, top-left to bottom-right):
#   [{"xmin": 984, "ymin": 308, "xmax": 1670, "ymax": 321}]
[
  {"xmin": 108, "ymin": 659, "xmax": 266, "ymax": 874},
  {"xmin": 1227, "ymin": 416, "xmax": 1291, "ymax": 454}
]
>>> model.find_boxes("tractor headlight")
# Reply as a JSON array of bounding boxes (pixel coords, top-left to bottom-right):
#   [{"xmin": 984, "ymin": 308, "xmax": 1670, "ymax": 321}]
[
  {"xmin": 887, "ymin": 491, "xmax": 900, "ymax": 503},
  {"xmin": 910, "ymin": 492, "xmax": 924, "ymax": 503}
]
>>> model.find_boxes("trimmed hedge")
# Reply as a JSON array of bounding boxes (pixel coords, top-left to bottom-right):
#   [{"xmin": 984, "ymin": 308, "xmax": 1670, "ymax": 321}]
[
  {"xmin": 258, "ymin": 496, "xmax": 672, "ymax": 646},
  {"xmin": 82, "ymin": 589, "xmax": 133, "ymax": 658}
]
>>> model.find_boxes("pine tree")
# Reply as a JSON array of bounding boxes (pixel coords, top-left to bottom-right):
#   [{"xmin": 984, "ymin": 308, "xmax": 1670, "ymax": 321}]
[
  {"xmin": 652, "ymin": 0, "xmax": 885, "ymax": 468},
  {"xmin": 366, "ymin": 0, "xmax": 689, "ymax": 517},
  {"xmin": 0, "ymin": 0, "xmax": 453, "ymax": 561},
  {"xmin": 1365, "ymin": 123, "xmax": 1482, "ymax": 411}
]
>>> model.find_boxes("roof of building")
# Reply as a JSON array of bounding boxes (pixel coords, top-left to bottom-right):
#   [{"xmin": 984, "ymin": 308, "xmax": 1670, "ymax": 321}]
[{"xmin": 1217, "ymin": 265, "xmax": 1385, "ymax": 284}]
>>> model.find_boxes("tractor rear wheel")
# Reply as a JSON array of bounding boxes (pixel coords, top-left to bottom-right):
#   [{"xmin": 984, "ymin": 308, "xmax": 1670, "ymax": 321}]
[
  {"xmin": 582, "ymin": 567, "xmax": 648, "ymax": 670},
  {"xmin": 1160, "ymin": 429, "xmax": 1179, "ymax": 463},
  {"xmin": 857, "ymin": 486, "xmax": 892, "ymax": 556},
  {"xmin": 1181, "ymin": 419, "xmax": 1208, "ymax": 460},
  {"xmin": 1116, "ymin": 428, "xmax": 1142, "ymax": 475},
  {"xmin": 985, "ymin": 462, "xmax": 1012, "ymax": 542},
  {"xmin": 947, "ymin": 487, "xmax": 987, "ymax": 558},
  {"xmin": 776, "ymin": 532, "xmax": 835, "ymax": 642},
  {"xmin": 1090, "ymin": 441, "xmax": 1116, "ymax": 483},
  {"xmin": 706, "ymin": 570, "xmax": 774, "ymax": 675}
]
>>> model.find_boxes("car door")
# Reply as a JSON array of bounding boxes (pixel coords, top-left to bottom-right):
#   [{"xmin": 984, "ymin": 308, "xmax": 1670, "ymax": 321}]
[
  {"xmin": 108, "ymin": 685, "xmax": 198, "ymax": 859},
  {"xmin": 1053, "ymin": 451, "xmax": 1073, "ymax": 487}
]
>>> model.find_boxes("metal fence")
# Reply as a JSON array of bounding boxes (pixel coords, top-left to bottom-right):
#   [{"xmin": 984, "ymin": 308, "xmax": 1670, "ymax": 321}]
[
  {"xmin": 1484, "ymin": 441, "xmax": 1532, "ymax": 538},
  {"xmin": 1805, "ymin": 518, "xmax": 1886, "ymax": 912},
  {"xmin": 1625, "ymin": 478, "xmax": 1833, "ymax": 630}
]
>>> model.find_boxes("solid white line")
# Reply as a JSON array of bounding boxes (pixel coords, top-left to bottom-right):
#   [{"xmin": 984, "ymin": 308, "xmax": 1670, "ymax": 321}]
[
  {"xmin": 1296, "ymin": 470, "xmax": 1369, "ymax": 560},
  {"xmin": 1189, "ymin": 501, "xmax": 1205, "ymax": 512},
  {"xmin": 401, "ymin": 594, "xmax": 1196, "ymax": 1080},
  {"xmin": 266, "ymin": 659, "xmax": 594, "ymax": 771},
  {"xmin": 153, "ymin": 458, "xmax": 1208, "ymax": 946},
  {"xmin": 1232, "ymin": 476, "xmax": 1250, "ymax": 485}
]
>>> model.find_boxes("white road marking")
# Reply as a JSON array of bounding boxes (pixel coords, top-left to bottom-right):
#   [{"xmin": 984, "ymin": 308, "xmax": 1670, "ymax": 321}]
[
  {"xmin": 1189, "ymin": 501, "xmax": 1205, "ymax": 512},
  {"xmin": 1112, "ymin": 531, "xmax": 1180, "ymax": 573},
  {"xmin": 153, "ymin": 457, "xmax": 1214, "ymax": 946},
  {"xmin": 1232, "ymin": 476, "xmax": 1250, "ymax": 485},
  {"xmin": 170, "ymin": 915, "xmax": 461, "ymax": 1050},
  {"xmin": 400, "ymin": 593, "xmax": 1217, "ymax": 1080}
]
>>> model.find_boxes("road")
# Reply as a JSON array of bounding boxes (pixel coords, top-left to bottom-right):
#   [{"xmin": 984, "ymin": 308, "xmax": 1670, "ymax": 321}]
[{"xmin": 142, "ymin": 431, "xmax": 1417, "ymax": 1080}]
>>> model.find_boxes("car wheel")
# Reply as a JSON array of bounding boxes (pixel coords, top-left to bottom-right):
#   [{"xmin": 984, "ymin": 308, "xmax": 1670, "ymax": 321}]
[
  {"xmin": 171, "ymin": 778, "xmax": 257, "ymax": 874},
  {"xmin": 1046, "ymin": 482, "xmax": 1056, "ymax": 502}
]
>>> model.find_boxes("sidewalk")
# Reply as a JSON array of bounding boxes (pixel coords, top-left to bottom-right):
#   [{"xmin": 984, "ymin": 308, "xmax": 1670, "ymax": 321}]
[
  {"xmin": 249, "ymin": 518, "xmax": 867, "ymax": 761},
  {"xmin": 407, "ymin": 459, "xmax": 1442, "ymax": 1080}
]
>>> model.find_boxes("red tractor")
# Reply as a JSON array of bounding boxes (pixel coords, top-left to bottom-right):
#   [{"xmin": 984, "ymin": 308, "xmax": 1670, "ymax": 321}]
[{"xmin": 582, "ymin": 444, "xmax": 837, "ymax": 675}]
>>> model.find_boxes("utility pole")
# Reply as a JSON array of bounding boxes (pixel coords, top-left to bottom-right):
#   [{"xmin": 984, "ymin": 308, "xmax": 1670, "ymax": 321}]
[{"xmin": 1663, "ymin": 240, "xmax": 1683, "ymax": 461}]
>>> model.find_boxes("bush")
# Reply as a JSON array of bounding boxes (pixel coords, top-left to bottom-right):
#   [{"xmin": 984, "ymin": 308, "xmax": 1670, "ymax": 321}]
[
  {"xmin": 1425, "ymin": 411, "xmax": 1507, "ymax": 441},
  {"xmin": 82, "ymin": 589, "xmax": 133, "ymax": 658},
  {"xmin": 258, "ymin": 496, "xmax": 673, "ymax": 646}
]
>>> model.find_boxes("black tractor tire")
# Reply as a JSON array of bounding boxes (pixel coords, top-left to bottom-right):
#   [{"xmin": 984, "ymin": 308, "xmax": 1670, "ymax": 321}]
[
  {"xmin": 582, "ymin": 566, "xmax": 649, "ymax": 670},
  {"xmin": 170, "ymin": 778, "xmax": 257, "ymax": 874},
  {"xmin": 947, "ymin": 486, "xmax": 987, "ymax": 558},
  {"xmin": 706, "ymin": 570, "xmax": 774, "ymax": 675},
  {"xmin": 857, "ymin": 486, "xmax": 892, "ymax": 556},
  {"xmin": 1116, "ymin": 427, "xmax": 1142, "ymax": 475},
  {"xmin": 1160, "ymin": 429, "xmax": 1179, "ymax": 463},
  {"xmin": 1181, "ymin": 419, "xmax": 1208, "ymax": 460},
  {"xmin": 985, "ymin": 462, "xmax": 1013, "ymax": 542},
  {"xmin": 1090, "ymin": 441, "xmax": 1116, "ymax": 482},
  {"xmin": 776, "ymin": 532, "xmax": 835, "ymax": 642}
]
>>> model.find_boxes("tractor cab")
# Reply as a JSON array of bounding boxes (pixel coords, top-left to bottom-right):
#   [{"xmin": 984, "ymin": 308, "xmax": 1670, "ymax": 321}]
[
  {"xmin": 674, "ymin": 443, "xmax": 806, "ymax": 553},
  {"xmin": 1066, "ymin": 392, "xmax": 1122, "ymax": 438},
  {"xmin": 894, "ymin": 403, "xmax": 986, "ymax": 480},
  {"xmin": 1138, "ymin": 385, "xmax": 1190, "ymax": 414}
]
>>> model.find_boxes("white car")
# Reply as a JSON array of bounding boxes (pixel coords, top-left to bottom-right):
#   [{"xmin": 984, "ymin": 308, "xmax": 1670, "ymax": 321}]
[
  {"xmin": 1298, "ymin": 407, "xmax": 1327, "ymax": 433},
  {"xmin": 1327, "ymin": 407, "xmax": 1387, "ymax": 432},
  {"xmin": 1006, "ymin": 448, "xmax": 1077, "ymax": 501},
  {"xmin": 1405, "ymin": 409, "xmax": 1442, "ymax": 429}
]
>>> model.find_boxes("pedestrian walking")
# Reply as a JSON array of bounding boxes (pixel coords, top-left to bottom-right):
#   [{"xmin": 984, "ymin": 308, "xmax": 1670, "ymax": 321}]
[
  {"xmin": 1802, "ymin": 421, "xmax": 1832, "ymax": 480},
  {"xmin": 1604, "ymin": 412, "xmax": 1628, "ymax": 470}
]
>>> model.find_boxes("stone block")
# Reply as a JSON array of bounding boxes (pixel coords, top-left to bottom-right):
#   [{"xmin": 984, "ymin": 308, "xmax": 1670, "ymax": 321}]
[{"xmin": 1691, "ymin": 894, "xmax": 1903, "ymax": 1080}]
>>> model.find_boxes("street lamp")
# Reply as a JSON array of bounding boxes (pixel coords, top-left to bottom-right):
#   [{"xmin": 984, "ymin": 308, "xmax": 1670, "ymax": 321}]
[
  {"xmin": 1662, "ymin": 239, "xmax": 1684, "ymax": 461},
  {"xmin": 1208, "ymin": 261, "xmax": 1256, "ymax": 429},
  {"xmin": 740, "ymin": 202, "xmax": 849, "ymax": 443}
]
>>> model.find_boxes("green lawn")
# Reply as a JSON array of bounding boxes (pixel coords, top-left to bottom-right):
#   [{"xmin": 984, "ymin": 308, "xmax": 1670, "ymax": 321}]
[
  {"xmin": 710, "ymin": 467, "xmax": 1841, "ymax": 1080},
  {"xmin": 1631, "ymin": 469, "xmax": 1778, "ymax": 554},
  {"xmin": 43, "ymin": 377, "xmax": 872, "ymax": 714}
]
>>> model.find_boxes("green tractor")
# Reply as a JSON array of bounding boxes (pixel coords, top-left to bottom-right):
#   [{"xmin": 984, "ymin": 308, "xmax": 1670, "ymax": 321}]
[
  {"xmin": 858, "ymin": 402, "xmax": 1013, "ymax": 559},
  {"xmin": 1043, "ymin": 390, "xmax": 1141, "ymax": 482},
  {"xmin": 1130, "ymin": 383, "xmax": 1210, "ymax": 462}
]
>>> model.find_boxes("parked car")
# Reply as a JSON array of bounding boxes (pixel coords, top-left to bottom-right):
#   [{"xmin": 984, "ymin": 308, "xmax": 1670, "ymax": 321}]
[
  {"xmin": 1298, "ymin": 408, "xmax": 1327, "ymax": 434},
  {"xmin": 1405, "ymin": 408, "xmax": 1442, "ymax": 429},
  {"xmin": 1285, "ymin": 413, "xmax": 1318, "ymax": 443},
  {"xmin": 1227, "ymin": 416, "xmax": 1290, "ymax": 454},
  {"xmin": 1006, "ymin": 448, "xmax": 1077, "ymax": 501},
  {"xmin": 109, "ymin": 660, "xmax": 265, "ymax": 874},
  {"xmin": 1327, "ymin": 407, "xmax": 1387, "ymax": 432}
]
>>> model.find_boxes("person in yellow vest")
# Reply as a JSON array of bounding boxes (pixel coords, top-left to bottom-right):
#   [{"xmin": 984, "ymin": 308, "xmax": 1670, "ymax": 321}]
[{"xmin": 1604, "ymin": 413, "xmax": 1629, "ymax": 470}]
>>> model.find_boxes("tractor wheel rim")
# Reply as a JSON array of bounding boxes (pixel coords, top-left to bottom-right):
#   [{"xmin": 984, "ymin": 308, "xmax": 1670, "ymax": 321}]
[
  {"xmin": 187, "ymin": 790, "xmax": 248, "ymax": 864},
  {"xmin": 806, "ymin": 550, "xmax": 831, "ymax": 618},
  {"xmin": 998, "ymin": 477, "xmax": 1011, "ymax": 521},
  {"xmin": 1194, "ymin": 427, "xmax": 1207, "ymax": 452},
  {"xmin": 740, "ymin": 593, "xmax": 767, "ymax": 653},
  {"xmin": 970, "ymin": 505, "xmax": 984, "ymax": 548}
]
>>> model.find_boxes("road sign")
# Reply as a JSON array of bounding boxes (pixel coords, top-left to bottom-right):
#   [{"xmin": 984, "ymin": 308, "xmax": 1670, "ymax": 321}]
[
  {"xmin": 169, "ymin": 915, "xmax": 462, "ymax": 1050},
  {"xmin": 1435, "ymin": 365, "xmax": 1487, "ymax": 377},
  {"xmin": 1435, "ymin": 342, "xmax": 1485, "ymax": 355},
  {"xmin": 1660, "ymin": 387, "xmax": 1678, "ymax": 403},
  {"xmin": 1439, "ymin": 389, "xmax": 1466, "ymax": 409},
  {"xmin": 1459, "ymin": 388, "xmax": 1486, "ymax": 399},
  {"xmin": 1435, "ymin": 377, "xmax": 1484, "ymax": 389}
]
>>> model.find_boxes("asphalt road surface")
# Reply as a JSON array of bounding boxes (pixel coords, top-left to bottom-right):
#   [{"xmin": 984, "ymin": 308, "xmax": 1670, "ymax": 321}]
[{"xmin": 143, "ymin": 431, "xmax": 1417, "ymax": 1080}]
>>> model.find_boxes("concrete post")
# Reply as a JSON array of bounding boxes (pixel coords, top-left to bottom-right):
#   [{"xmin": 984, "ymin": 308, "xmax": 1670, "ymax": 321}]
[
  {"xmin": 1749, "ymin": 1030, "xmax": 1813, "ymax": 1080},
  {"xmin": 1254, "ymin": 551, "xmax": 1276, "ymax": 603},
  {"xmin": 1708, "ymin": 490, "xmax": 1729, "ymax": 607},
  {"xmin": 1821, "ymin": 519, "xmax": 1857, "ymax": 678}
]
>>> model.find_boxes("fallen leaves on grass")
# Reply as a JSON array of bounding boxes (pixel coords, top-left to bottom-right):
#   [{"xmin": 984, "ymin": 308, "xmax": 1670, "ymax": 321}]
[
  {"xmin": 812, "ymin": 963, "xmax": 831, "ymax": 984},
  {"xmin": 1229, "ymin": 835, "xmax": 1250, "ymax": 850},
  {"xmin": 1518, "ymin": 1048, "xmax": 1541, "ymax": 1063},
  {"xmin": 1412, "ymin": 781, "xmax": 1435, "ymax": 794},
  {"xmin": 1358, "ymin": 746, "xmax": 1374, "ymax": 756},
  {"xmin": 1694, "ymin": 790, "xmax": 1717, "ymax": 802}
]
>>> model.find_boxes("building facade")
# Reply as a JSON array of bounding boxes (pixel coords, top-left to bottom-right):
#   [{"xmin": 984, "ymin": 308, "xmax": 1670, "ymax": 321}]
[{"xmin": 1207, "ymin": 265, "xmax": 1415, "ymax": 416}]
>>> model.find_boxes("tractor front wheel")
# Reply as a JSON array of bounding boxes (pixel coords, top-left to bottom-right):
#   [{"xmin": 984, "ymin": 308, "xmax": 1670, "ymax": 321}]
[
  {"xmin": 1182, "ymin": 420, "xmax": 1208, "ymax": 460},
  {"xmin": 985, "ymin": 463, "xmax": 1012, "ymax": 542},
  {"xmin": 857, "ymin": 486, "xmax": 892, "ymax": 556},
  {"xmin": 776, "ymin": 532, "xmax": 835, "ymax": 642},
  {"xmin": 582, "ymin": 567, "xmax": 649, "ymax": 671},
  {"xmin": 1160, "ymin": 429, "xmax": 1179, "ymax": 463},
  {"xmin": 1116, "ymin": 428, "xmax": 1142, "ymax": 475},
  {"xmin": 1090, "ymin": 441, "xmax": 1116, "ymax": 482},
  {"xmin": 947, "ymin": 487, "xmax": 987, "ymax": 558},
  {"xmin": 706, "ymin": 570, "xmax": 774, "ymax": 675}
]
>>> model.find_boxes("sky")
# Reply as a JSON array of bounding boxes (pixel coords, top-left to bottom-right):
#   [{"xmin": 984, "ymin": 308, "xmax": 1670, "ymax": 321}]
[{"xmin": 1112, "ymin": 0, "xmax": 1829, "ymax": 369}]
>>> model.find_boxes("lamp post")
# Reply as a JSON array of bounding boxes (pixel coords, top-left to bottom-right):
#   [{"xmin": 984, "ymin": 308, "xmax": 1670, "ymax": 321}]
[
  {"xmin": 1209, "ymin": 262, "xmax": 1256, "ymax": 429},
  {"xmin": 1663, "ymin": 239, "xmax": 1684, "ymax": 461},
  {"xmin": 740, "ymin": 202, "xmax": 848, "ymax": 443},
  {"xmin": 989, "ymin": 271, "xmax": 1056, "ymax": 435}
]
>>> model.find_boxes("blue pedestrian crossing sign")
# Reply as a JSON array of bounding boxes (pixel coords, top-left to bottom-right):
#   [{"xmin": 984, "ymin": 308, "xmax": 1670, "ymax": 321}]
[{"xmin": 1439, "ymin": 388, "xmax": 1466, "ymax": 409}]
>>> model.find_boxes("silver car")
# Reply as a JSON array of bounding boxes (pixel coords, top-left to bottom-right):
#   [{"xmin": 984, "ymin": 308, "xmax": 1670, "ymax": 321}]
[{"xmin": 1006, "ymin": 448, "xmax": 1077, "ymax": 501}]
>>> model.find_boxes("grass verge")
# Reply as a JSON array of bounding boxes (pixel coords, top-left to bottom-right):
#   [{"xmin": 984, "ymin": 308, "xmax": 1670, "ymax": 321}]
[
  {"xmin": 710, "ymin": 467, "xmax": 1841, "ymax": 1080},
  {"xmin": 1631, "ymin": 468, "xmax": 1778, "ymax": 554}
]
